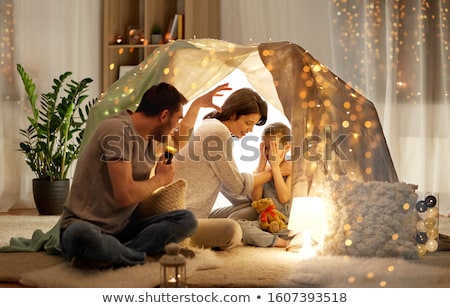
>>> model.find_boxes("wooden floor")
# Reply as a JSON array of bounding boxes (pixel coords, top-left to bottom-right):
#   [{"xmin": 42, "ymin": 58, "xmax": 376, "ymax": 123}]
[
  {"xmin": 0, "ymin": 282, "xmax": 25, "ymax": 288},
  {"xmin": 0, "ymin": 208, "xmax": 39, "ymax": 216},
  {"xmin": 0, "ymin": 208, "xmax": 39, "ymax": 287}
]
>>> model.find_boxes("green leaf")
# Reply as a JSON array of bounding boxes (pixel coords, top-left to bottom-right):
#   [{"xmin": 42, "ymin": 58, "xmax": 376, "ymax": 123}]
[{"xmin": 16, "ymin": 63, "xmax": 95, "ymax": 180}]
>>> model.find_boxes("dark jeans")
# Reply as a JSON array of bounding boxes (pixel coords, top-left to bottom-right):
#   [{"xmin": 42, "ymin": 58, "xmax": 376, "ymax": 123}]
[{"xmin": 60, "ymin": 209, "xmax": 197, "ymax": 268}]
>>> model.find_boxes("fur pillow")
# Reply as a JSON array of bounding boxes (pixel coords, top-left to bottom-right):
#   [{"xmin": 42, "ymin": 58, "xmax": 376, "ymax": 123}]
[
  {"xmin": 134, "ymin": 179, "xmax": 187, "ymax": 218},
  {"xmin": 317, "ymin": 178, "xmax": 419, "ymax": 259}
]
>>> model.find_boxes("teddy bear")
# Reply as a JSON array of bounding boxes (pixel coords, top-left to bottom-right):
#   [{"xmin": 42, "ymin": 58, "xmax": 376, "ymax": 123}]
[{"xmin": 252, "ymin": 197, "xmax": 288, "ymax": 234}]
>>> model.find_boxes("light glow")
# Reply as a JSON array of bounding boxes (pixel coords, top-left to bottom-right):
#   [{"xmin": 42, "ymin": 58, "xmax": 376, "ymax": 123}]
[{"xmin": 288, "ymin": 197, "xmax": 326, "ymax": 257}]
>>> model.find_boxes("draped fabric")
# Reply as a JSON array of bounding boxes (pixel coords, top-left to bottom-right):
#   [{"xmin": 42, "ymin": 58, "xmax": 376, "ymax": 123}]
[
  {"xmin": 1, "ymin": 0, "xmax": 449, "ymax": 215},
  {"xmin": 83, "ymin": 39, "xmax": 398, "ymax": 202},
  {"xmin": 256, "ymin": 42, "xmax": 398, "ymax": 197}
]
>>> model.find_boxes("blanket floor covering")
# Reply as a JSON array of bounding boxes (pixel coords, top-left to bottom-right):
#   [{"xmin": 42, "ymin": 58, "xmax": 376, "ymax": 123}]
[{"xmin": 1, "ymin": 214, "xmax": 450, "ymax": 288}]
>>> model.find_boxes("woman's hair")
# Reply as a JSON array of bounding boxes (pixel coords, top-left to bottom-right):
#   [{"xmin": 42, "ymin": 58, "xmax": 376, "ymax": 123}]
[
  {"xmin": 136, "ymin": 82, "xmax": 187, "ymax": 116},
  {"xmin": 204, "ymin": 88, "xmax": 268, "ymax": 125}
]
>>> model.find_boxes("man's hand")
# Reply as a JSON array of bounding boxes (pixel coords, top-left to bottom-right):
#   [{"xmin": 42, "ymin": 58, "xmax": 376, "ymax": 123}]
[{"xmin": 154, "ymin": 158, "xmax": 174, "ymax": 187}]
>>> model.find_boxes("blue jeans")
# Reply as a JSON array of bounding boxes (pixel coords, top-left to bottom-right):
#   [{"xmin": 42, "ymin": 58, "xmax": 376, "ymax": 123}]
[{"xmin": 60, "ymin": 209, "xmax": 197, "ymax": 268}]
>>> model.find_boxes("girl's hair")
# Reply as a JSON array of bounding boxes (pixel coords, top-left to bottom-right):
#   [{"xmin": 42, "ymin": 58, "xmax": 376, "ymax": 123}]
[
  {"xmin": 136, "ymin": 82, "xmax": 187, "ymax": 116},
  {"xmin": 263, "ymin": 122, "xmax": 291, "ymax": 144},
  {"xmin": 204, "ymin": 88, "xmax": 268, "ymax": 125},
  {"xmin": 263, "ymin": 122, "xmax": 291, "ymax": 137}
]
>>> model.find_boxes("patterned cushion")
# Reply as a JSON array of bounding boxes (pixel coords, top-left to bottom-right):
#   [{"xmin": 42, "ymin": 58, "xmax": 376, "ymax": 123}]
[
  {"xmin": 317, "ymin": 178, "xmax": 419, "ymax": 259},
  {"xmin": 134, "ymin": 179, "xmax": 187, "ymax": 218}
]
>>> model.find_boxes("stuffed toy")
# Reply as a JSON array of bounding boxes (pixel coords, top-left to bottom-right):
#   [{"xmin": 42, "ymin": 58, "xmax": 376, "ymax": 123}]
[{"xmin": 252, "ymin": 197, "xmax": 288, "ymax": 234}]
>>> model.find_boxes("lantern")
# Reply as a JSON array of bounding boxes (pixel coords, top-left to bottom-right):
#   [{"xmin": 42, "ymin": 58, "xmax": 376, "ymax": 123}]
[{"xmin": 160, "ymin": 243, "xmax": 186, "ymax": 288}]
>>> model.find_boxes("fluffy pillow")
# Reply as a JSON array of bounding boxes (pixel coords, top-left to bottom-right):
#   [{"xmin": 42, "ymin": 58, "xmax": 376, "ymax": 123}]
[
  {"xmin": 134, "ymin": 179, "xmax": 187, "ymax": 218},
  {"xmin": 317, "ymin": 177, "xmax": 419, "ymax": 259}
]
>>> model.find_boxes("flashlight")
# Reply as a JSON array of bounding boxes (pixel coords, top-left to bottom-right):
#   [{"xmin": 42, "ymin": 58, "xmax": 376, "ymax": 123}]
[{"xmin": 164, "ymin": 146, "xmax": 177, "ymax": 164}]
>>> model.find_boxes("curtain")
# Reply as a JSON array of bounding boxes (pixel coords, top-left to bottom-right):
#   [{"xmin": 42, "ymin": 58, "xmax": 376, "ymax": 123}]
[
  {"xmin": 0, "ymin": 0, "xmax": 101, "ymax": 211},
  {"xmin": 221, "ymin": 0, "xmax": 450, "ymax": 215},
  {"xmin": 328, "ymin": 0, "xmax": 450, "ymax": 216},
  {"xmin": 1, "ymin": 0, "xmax": 449, "ymax": 216}
]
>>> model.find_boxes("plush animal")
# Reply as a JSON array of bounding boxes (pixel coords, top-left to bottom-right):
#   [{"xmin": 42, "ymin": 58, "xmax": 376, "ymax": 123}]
[{"xmin": 252, "ymin": 197, "xmax": 288, "ymax": 234}]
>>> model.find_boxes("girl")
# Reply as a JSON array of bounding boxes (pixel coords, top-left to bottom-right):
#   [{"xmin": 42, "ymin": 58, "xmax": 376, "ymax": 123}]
[{"xmin": 239, "ymin": 122, "xmax": 293, "ymax": 248}]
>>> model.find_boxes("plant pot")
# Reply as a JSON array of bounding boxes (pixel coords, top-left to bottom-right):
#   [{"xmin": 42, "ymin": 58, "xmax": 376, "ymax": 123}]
[
  {"xmin": 32, "ymin": 178, "xmax": 70, "ymax": 215},
  {"xmin": 151, "ymin": 34, "xmax": 162, "ymax": 44}
]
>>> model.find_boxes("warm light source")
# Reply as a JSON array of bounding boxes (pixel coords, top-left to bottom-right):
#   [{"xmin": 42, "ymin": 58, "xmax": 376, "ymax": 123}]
[
  {"xmin": 288, "ymin": 197, "xmax": 326, "ymax": 255},
  {"xmin": 160, "ymin": 243, "xmax": 187, "ymax": 287}
]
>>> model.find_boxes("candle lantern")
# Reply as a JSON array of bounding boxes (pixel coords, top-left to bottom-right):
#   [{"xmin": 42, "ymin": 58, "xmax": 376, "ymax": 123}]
[
  {"xmin": 160, "ymin": 243, "xmax": 186, "ymax": 287},
  {"xmin": 115, "ymin": 35, "xmax": 123, "ymax": 44}
]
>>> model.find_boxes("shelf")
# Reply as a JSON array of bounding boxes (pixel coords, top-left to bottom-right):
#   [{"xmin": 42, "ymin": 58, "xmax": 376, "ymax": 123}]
[
  {"xmin": 107, "ymin": 44, "xmax": 162, "ymax": 48},
  {"xmin": 102, "ymin": 0, "xmax": 221, "ymax": 93}
]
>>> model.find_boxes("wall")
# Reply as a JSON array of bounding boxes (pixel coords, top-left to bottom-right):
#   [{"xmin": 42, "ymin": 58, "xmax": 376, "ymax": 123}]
[{"xmin": 220, "ymin": 0, "xmax": 334, "ymax": 69}]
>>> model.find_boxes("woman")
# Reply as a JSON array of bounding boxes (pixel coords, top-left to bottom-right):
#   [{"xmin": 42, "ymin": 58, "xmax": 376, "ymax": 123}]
[{"xmin": 173, "ymin": 88, "xmax": 271, "ymax": 250}]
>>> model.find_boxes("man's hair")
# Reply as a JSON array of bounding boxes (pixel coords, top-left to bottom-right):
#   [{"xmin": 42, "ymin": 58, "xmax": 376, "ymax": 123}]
[
  {"xmin": 204, "ymin": 88, "xmax": 268, "ymax": 125},
  {"xmin": 135, "ymin": 82, "xmax": 188, "ymax": 116}
]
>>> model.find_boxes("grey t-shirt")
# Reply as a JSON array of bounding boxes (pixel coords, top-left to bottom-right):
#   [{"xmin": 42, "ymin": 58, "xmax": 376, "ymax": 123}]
[{"xmin": 61, "ymin": 110, "xmax": 156, "ymax": 234}]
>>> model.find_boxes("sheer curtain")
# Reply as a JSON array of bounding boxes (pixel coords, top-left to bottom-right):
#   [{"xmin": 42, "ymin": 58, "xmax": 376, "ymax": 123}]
[
  {"xmin": 1, "ymin": 0, "xmax": 449, "ymax": 216},
  {"xmin": 328, "ymin": 0, "xmax": 450, "ymax": 216},
  {"xmin": 0, "ymin": 0, "xmax": 101, "ymax": 211},
  {"xmin": 221, "ymin": 0, "xmax": 450, "ymax": 215}
]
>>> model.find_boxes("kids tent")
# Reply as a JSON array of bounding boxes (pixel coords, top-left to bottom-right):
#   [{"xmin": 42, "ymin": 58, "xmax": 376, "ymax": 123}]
[{"xmin": 85, "ymin": 39, "xmax": 398, "ymax": 197}]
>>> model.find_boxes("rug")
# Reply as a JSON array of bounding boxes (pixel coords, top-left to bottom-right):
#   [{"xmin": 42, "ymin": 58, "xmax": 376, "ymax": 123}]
[
  {"xmin": 18, "ymin": 249, "xmax": 221, "ymax": 288},
  {"xmin": 1, "ymin": 246, "xmax": 450, "ymax": 288},
  {"xmin": 2, "ymin": 215, "xmax": 450, "ymax": 288},
  {"xmin": 188, "ymin": 247, "xmax": 450, "ymax": 288}
]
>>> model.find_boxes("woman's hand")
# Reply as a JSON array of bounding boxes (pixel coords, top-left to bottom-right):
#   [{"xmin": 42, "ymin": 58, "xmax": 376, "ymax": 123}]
[
  {"xmin": 175, "ymin": 83, "xmax": 232, "ymax": 150},
  {"xmin": 191, "ymin": 83, "xmax": 232, "ymax": 111},
  {"xmin": 279, "ymin": 160, "xmax": 292, "ymax": 177}
]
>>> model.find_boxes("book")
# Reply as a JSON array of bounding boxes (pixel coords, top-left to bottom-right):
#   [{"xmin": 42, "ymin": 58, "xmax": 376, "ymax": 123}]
[
  {"xmin": 166, "ymin": 14, "xmax": 184, "ymax": 42},
  {"xmin": 177, "ymin": 14, "xmax": 184, "ymax": 40}
]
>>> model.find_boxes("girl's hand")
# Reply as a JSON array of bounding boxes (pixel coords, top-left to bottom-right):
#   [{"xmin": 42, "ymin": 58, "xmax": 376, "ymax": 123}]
[
  {"xmin": 255, "ymin": 141, "xmax": 268, "ymax": 173},
  {"xmin": 268, "ymin": 140, "xmax": 286, "ymax": 168}
]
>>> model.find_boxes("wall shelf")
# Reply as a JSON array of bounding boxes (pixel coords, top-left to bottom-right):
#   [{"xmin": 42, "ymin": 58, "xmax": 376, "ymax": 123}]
[{"xmin": 102, "ymin": 0, "xmax": 220, "ymax": 93}]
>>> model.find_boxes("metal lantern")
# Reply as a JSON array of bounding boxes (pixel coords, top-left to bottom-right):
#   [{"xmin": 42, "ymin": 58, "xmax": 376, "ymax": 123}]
[{"xmin": 160, "ymin": 243, "xmax": 187, "ymax": 288}]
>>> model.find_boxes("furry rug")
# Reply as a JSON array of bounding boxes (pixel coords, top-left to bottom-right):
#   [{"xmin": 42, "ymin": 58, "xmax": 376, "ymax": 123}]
[
  {"xmin": 188, "ymin": 247, "xmax": 450, "ymax": 288},
  {"xmin": 1, "ymin": 246, "xmax": 450, "ymax": 288},
  {"xmin": 18, "ymin": 248, "xmax": 221, "ymax": 288},
  {"xmin": 2, "ymin": 214, "xmax": 450, "ymax": 288}
]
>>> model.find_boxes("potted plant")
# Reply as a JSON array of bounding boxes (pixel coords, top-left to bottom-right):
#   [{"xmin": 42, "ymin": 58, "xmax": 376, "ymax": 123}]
[
  {"xmin": 16, "ymin": 64, "xmax": 95, "ymax": 215},
  {"xmin": 150, "ymin": 24, "xmax": 163, "ymax": 44}
]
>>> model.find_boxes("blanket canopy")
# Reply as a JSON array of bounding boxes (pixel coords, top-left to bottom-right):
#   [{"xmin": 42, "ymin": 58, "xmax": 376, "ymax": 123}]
[{"xmin": 85, "ymin": 39, "xmax": 398, "ymax": 198}]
